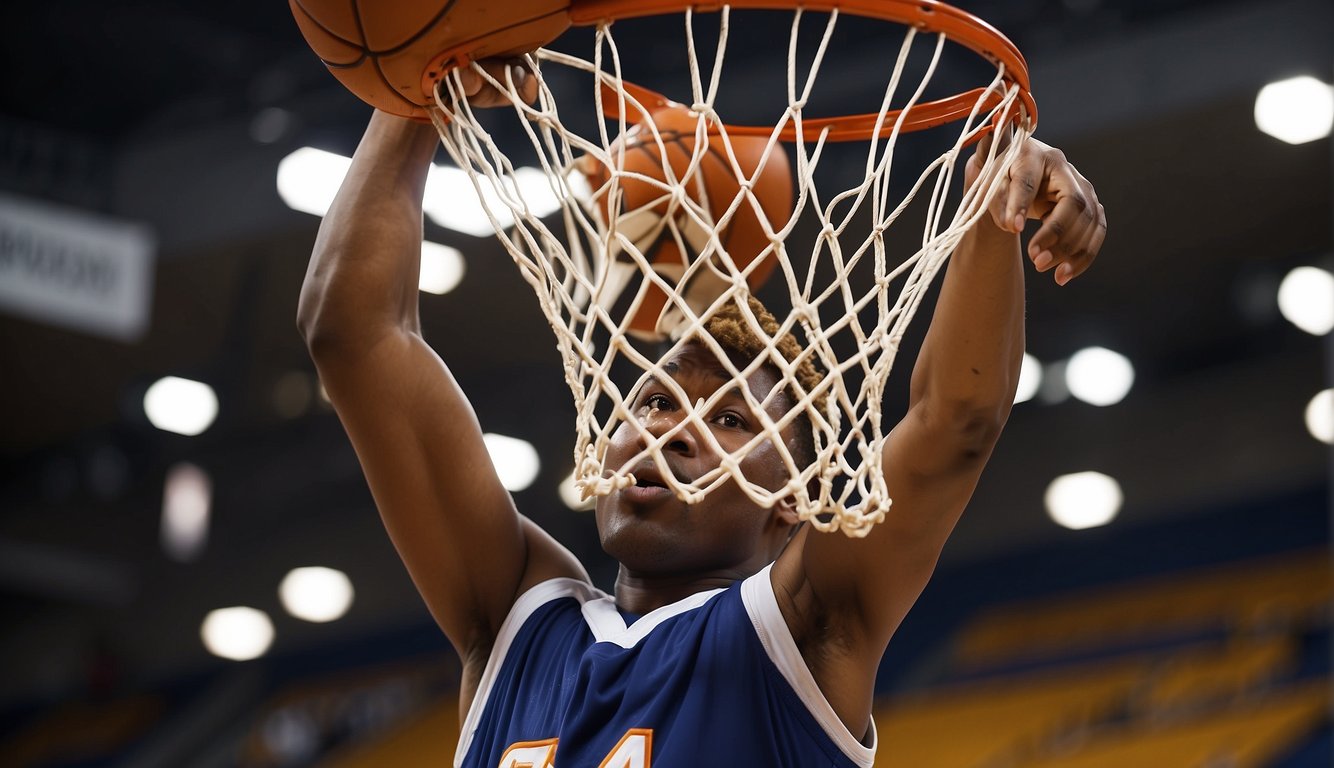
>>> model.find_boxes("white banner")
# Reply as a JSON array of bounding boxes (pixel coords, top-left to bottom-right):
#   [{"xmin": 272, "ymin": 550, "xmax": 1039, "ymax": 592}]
[{"xmin": 0, "ymin": 192, "xmax": 155, "ymax": 342}]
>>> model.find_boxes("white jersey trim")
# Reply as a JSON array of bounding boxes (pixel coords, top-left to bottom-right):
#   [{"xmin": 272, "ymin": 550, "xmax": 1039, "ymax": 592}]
[
  {"xmin": 740, "ymin": 565, "xmax": 877, "ymax": 767},
  {"xmin": 581, "ymin": 586, "xmax": 727, "ymax": 648},
  {"xmin": 454, "ymin": 577, "xmax": 607, "ymax": 767}
]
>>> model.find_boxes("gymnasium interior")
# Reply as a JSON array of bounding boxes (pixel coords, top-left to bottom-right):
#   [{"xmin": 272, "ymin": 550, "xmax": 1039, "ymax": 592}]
[{"xmin": 0, "ymin": 0, "xmax": 1330, "ymax": 765}]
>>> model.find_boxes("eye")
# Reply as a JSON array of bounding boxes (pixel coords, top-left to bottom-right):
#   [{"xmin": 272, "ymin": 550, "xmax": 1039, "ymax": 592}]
[
  {"xmin": 712, "ymin": 411, "xmax": 748, "ymax": 430},
  {"xmin": 642, "ymin": 393, "xmax": 674, "ymax": 412}
]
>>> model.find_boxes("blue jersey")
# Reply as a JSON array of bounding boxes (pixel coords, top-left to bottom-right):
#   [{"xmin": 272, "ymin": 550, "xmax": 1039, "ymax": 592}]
[{"xmin": 455, "ymin": 565, "xmax": 875, "ymax": 767}]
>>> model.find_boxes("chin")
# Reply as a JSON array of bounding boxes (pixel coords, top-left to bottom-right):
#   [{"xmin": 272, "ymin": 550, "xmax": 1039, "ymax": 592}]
[{"xmin": 596, "ymin": 498, "xmax": 687, "ymax": 571}]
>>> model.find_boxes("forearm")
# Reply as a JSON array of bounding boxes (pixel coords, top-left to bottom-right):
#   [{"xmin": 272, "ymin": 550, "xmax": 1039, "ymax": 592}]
[
  {"xmin": 908, "ymin": 215, "xmax": 1025, "ymax": 434},
  {"xmin": 297, "ymin": 111, "xmax": 441, "ymax": 346}
]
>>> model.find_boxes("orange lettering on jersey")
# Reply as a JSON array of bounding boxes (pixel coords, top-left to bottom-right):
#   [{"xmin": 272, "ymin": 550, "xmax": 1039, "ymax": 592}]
[
  {"xmin": 498, "ymin": 737, "xmax": 558, "ymax": 768},
  {"xmin": 598, "ymin": 728, "xmax": 652, "ymax": 768}
]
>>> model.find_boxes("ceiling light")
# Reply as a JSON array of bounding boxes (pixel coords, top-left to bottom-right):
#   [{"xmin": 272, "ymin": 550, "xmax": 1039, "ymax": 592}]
[
  {"xmin": 201, "ymin": 607, "xmax": 275, "ymax": 661},
  {"xmin": 144, "ymin": 376, "xmax": 219, "ymax": 436},
  {"xmin": 277, "ymin": 147, "xmax": 351, "ymax": 217},
  {"xmin": 419, "ymin": 241, "xmax": 466, "ymax": 295},
  {"xmin": 1065, "ymin": 347, "xmax": 1134, "ymax": 406},
  {"xmin": 1038, "ymin": 360, "xmax": 1070, "ymax": 404},
  {"xmin": 423, "ymin": 165, "xmax": 510, "ymax": 236},
  {"xmin": 1277, "ymin": 266, "xmax": 1334, "ymax": 335},
  {"xmin": 423, "ymin": 165, "xmax": 563, "ymax": 236},
  {"xmin": 1045, "ymin": 471, "xmax": 1122, "ymax": 530},
  {"xmin": 161, "ymin": 462, "xmax": 210, "ymax": 562},
  {"xmin": 1306, "ymin": 389, "xmax": 1334, "ymax": 445},
  {"xmin": 1014, "ymin": 353, "xmax": 1042, "ymax": 404},
  {"xmin": 279, "ymin": 566, "xmax": 355, "ymax": 623},
  {"xmin": 559, "ymin": 471, "xmax": 595, "ymax": 511},
  {"xmin": 1254, "ymin": 76, "xmax": 1334, "ymax": 145},
  {"xmin": 483, "ymin": 433, "xmax": 541, "ymax": 492}
]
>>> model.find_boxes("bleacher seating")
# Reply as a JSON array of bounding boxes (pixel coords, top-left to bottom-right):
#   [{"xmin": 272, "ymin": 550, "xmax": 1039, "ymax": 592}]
[
  {"xmin": 1140, "ymin": 635, "xmax": 1297, "ymax": 715},
  {"xmin": 1025, "ymin": 682, "xmax": 1328, "ymax": 768},
  {"xmin": 953, "ymin": 551, "xmax": 1330, "ymax": 672},
  {"xmin": 874, "ymin": 657, "xmax": 1147, "ymax": 767},
  {"xmin": 871, "ymin": 549, "xmax": 1331, "ymax": 768},
  {"xmin": 239, "ymin": 655, "xmax": 457, "ymax": 768},
  {"xmin": 0, "ymin": 694, "xmax": 164, "ymax": 768},
  {"xmin": 320, "ymin": 698, "xmax": 459, "ymax": 768}
]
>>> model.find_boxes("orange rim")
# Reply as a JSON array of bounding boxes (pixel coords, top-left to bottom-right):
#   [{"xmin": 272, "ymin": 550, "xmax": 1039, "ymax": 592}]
[
  {"xmin": 424, "ymin": 1, "xmax": 1034, "ymax": 140},
  {"xmin": 570, "ymin": 0, "xmax": 1036, "ymax": 141}
]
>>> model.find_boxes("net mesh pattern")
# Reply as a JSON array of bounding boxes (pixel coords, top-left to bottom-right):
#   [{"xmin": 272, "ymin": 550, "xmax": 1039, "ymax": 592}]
[{"xmin": 428, "ymin": 7, "xmax": 1031, "ymax": 535}]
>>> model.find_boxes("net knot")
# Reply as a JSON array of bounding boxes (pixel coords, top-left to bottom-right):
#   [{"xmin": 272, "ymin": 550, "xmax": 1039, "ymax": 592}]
[{"xmin": 574, "ymin": 444, "xmax": 629, "ymax": 501}]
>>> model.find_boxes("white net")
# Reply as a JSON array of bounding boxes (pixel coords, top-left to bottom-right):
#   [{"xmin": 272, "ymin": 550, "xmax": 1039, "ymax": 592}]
[{"xmin": 428, "ymin": 6, "xmax": 1032, "ymax": 536}]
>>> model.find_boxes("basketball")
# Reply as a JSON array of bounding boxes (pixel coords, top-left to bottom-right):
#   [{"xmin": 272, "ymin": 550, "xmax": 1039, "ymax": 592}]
[
  {"xmin": 288, "ymin": 0, "xmax": 571, "ymax": 119},
  {"xmin": 581, "ymin": 106, "xmax": 793, "ymax": 341}
]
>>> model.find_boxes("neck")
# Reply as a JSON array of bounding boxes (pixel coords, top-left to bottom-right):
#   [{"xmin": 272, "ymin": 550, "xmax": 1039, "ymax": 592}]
[{"xmin": 612, "ymin": 566, "xmax": 760, "ymax": 614}]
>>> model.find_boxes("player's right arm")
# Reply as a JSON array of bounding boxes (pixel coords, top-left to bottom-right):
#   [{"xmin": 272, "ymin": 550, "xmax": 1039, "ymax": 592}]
[{"xmin": 296, "ymin": 104, "xmax": 586, "ymax": 664}]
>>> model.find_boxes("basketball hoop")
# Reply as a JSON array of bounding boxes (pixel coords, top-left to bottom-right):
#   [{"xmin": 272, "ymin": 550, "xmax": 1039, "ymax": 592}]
[{"xmin": 293, "ymin": 0, "xmax": 1036, "ymax": 536}]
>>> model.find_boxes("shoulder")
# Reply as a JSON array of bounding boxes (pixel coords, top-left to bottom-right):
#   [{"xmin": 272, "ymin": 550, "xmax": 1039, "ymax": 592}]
[{"xmin": 514, "ymin": 515, "xmax": 593, "ymax": 595}]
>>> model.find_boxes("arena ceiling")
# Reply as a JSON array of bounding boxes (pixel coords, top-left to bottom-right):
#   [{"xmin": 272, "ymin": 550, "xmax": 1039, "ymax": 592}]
[{"xmin": 0, "ymin": 0, "xmax": 1329, "ymax": 702}]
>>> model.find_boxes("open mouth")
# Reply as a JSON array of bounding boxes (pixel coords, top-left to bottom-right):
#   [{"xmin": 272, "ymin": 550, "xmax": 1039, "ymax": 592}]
[{"xmin": 634, "ymin": 477, "xmax": 667, "ymax": 489}]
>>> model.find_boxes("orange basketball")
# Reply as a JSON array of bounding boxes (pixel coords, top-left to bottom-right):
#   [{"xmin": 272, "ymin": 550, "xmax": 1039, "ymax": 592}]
[
  {"xmin": 581, "ymin": 106, "xmax": 793, "ymax": 341},
  {"xmin": 289, "ymin": 0, "xmax": 571, "ymax": 119}
]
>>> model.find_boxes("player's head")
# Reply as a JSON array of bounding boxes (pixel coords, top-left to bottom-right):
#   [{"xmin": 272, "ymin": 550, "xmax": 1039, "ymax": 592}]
[
  {"xmin": 698, "ymin": 294, "xmax": 826, "ymax": 471},
  {"xmin": 596, "ymin": 295, "xmax": 825, "ymax": 578}
]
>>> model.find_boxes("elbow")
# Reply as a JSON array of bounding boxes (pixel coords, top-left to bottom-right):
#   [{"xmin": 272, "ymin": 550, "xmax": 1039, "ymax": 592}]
[
  {"xmin": 297, "ymin": 300, "xmax": 357, "ymax": 364},
  {"xmin": 915, "ymin": 399, "xmax": 1010, "ymax": 459},
  {"xmin": 296, "ymin": 276, "xmax": 357, "ymax": 361},
  {"xmin": 296, "ymin": 285, "xmax": 331, "ymax": 352}
]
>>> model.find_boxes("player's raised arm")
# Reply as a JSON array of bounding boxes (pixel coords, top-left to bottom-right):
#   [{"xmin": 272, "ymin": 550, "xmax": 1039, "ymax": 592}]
[
  {"xmin": 296, "ymin": 69, "xmax": 583, "ymax": 665},
  {"xmin": 785, "ymin": 134, "xmax": 1105, "ymax": 710}
]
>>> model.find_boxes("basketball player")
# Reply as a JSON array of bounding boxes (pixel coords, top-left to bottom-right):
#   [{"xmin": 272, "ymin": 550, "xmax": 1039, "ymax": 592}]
[{"xmin": 298, "ymin": 61, "xmax": 1105, "ymax": 767}]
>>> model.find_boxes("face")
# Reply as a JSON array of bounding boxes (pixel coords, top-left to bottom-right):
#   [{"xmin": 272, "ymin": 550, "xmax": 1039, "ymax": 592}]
[{"xmin": 595, "ymin": 341, "xmax": 802, "ymax": 578}]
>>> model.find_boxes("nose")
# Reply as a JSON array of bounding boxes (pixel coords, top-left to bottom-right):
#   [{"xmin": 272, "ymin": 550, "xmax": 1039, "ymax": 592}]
[{"xmin": 641, "ymin": 402, "xmax": 698, "ymax": 457}]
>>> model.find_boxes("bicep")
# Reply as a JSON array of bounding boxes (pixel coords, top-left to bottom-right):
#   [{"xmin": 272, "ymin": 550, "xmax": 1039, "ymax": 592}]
[
  {"xmin": 312, "ymin": 329, "xmax": 579, "ymax": 654},
  {"xmin": 797, "ymin": 405, "xmax": 995, "ymax": 647}
]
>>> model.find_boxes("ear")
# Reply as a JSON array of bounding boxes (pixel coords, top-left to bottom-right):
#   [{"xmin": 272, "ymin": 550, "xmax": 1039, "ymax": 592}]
[{"xmin": 772, "ymin": 494, "xmax": 801, "ymax": 527}]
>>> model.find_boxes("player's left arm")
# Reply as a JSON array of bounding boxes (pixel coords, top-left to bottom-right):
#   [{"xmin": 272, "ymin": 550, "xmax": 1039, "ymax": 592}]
[{"xmin": 797, "ymin": 135, "xmax": 1107, "ymax": 653}]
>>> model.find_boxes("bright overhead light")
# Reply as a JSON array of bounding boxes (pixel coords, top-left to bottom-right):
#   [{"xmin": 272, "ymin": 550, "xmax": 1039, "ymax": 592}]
[
  {"xmin": 1065, "ymin": 347, "xmax": 1134, "ymax": 406},
  {"xmin": 161, "ymin": 462, "xmax": 211, "ymax": 562},
  {"xmin": 559, "ymin": 471, "xmax": 595, "ymax": 511},
  {"xmin": 1254, "ymin": 76, "xmax": 1334, "ymax": 145},
  {"xmin": 277, "ymin": 147, "xmax": 352, "ymax": 217},
  {"xmin": 144, "ymin": 376, "xmax": 219, "ymax": 436},
  {"xmin": 1038, "ymin": 360, "xmax": 1070, "ymax": 404},
  {"xmin": 279, "ymin": 566, "xmax": 355, "ymax": 623},
  {"xmin": 1014, "ymin": 353, "xmax": 1042, "ymax": 404},
  {"xmin": 1306, "ymin": 389, "xmax": 1334, "ymax": 445},
  {"xmin": 201, "ymin": 607, "xmax": 275, "ymax": 661},
  {"xmin": 1277, "ymin": 266, "xmax": 1334, "ymax": 335},
  {"xmin": 419, "ymin": 241, "xmax": 466, "ymax": 295},
  {"xmin": 423, "ymin": 165, "xmax": 563, "ymax": 236},
  {"xmin": 483, "ymin": 433, "xmax": 541, "ymax": 492},
  {"xmin": 276, "ymin": 149, "xmax": 562, "ymax": 233},
  {"xmin": 1045, "ymin": 471, "xmax": 1122, "ymax": 530}
]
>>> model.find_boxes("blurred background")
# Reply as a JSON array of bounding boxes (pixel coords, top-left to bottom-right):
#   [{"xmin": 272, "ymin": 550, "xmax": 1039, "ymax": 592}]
[{"xmin": 0, "ymin": 0, "xmax": 1330, "ymax": 766}]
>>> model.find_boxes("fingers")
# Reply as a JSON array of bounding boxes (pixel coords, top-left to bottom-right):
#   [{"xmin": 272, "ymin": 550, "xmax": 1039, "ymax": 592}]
[
  {"xmin": 1028, "ymin": 160, "xmax": 1106, "ymax": 286},
  {"xmin": 448, "ymin": 58, "xmax": 538, "ymax": 108},
  {"xmin": 1001, "ymin": 142, "xmax": 1045, "ymax": 234}
]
